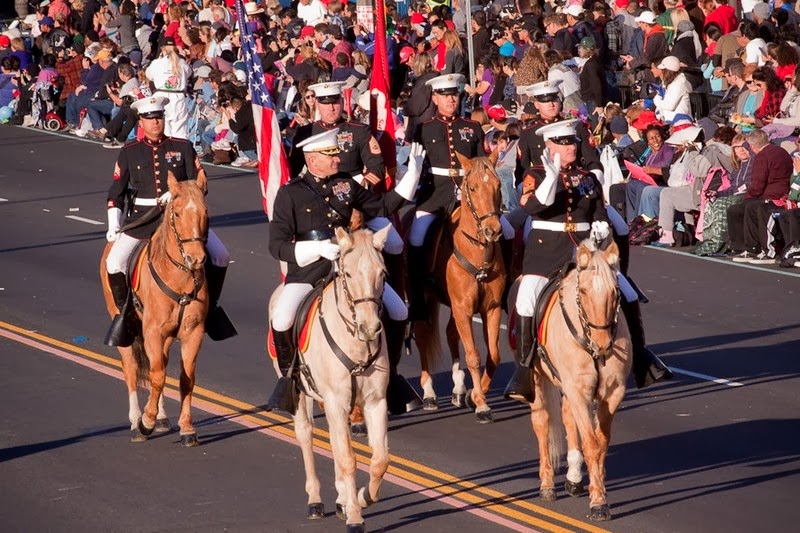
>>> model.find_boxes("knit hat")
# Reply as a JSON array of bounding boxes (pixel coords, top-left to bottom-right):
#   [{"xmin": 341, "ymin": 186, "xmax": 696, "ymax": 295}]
[{"xmin": 609, "ymin": 116, "xmax": 629, "ymax": 134}]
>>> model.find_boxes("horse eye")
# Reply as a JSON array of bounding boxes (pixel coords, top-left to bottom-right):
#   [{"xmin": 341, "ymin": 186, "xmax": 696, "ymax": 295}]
[
  {"xmin": 469, "ymin": 186, "xmax": 475, "ymax": 192},
  {"xmin": 345, "ymin": 272, "xmax": 352, "ymax": 278}
]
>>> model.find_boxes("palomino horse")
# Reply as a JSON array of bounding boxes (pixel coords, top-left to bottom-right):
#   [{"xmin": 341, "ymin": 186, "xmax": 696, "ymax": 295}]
[
  {"xmin": 530, "ymin": 240, "xmax": 631, "ymax": 521},
  {"xmin": 100, "ymin": 171, "xmax": 209, "ymax": 446},
  {"xmin": 414, "ymin": 152, "xmax": 506, "ymax": 423},
  {"xmin": 269, "ymin": 227, "xmax": 391, "ymax": 533}
]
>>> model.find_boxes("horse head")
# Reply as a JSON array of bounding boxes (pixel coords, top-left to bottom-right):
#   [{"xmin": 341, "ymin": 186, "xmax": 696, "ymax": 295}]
[
  {"xmin": 334, "ymin": 226, "xmax": 390, "ymax": 342},
  {"xmin": 574, "ymin": 240, "xmax": 621, "ymax": 358},
  {"xmin": 165, "ymin": 170, "xmax": 209, "ymax": 272},
  {"xmin": 455, "ymin": 152, "xmax": 502, "ymax": 243}
]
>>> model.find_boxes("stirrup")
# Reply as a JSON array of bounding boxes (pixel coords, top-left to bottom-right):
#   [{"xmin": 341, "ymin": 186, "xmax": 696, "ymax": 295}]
[
  {"xmin": 104, "ymin": 313, "xmax": 135, "ymax": 347},
  {"xmin": 503, "ymin": 365, "xmax": 534, "ymax": 404},
  {"xmin": 633, "ymin": 347, "xmax": 673, "ymax": 389}
]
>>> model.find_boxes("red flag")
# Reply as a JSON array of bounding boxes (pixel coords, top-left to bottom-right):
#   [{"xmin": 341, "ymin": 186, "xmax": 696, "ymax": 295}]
[
  {"xmin": 235, "ymin": 0, "xmax": 290, "ymax": 220},
  {"xmin": 368, "ymin": 0, "xmax": 397, "ymax": 191}
]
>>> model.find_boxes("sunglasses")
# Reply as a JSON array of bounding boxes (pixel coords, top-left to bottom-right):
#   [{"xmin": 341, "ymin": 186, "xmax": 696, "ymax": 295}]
[
  {"xmin": 550, "ymin": 136, "xmax": 577, "ymax": 145},
  {"xmin": 746, "ymin": 79, "xmax": 755, "ymax": 84},
  {"xmin": 304, "ymin": 94, "xmax": 315, "ymax": 100}
]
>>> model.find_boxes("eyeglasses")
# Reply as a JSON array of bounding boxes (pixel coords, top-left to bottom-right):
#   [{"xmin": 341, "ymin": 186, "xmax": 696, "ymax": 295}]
[
  {"xmin": 733, "ymin": 145, "xmax": 746, "ymax": 149},
  {"xmin": 745, "ymin": 79, "xmax": 755, "ymax": 84},
  {"xmin": 550, "ymin": 137, "xmax": 577, "ymax": 145},
  {"xmin": 304, "ymin": 94, "xmax": 315, "ymax": 100}
]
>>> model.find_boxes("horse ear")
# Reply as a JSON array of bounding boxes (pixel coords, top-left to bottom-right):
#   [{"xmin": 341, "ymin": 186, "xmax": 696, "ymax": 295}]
[
  {"xmin": 487, "ymin": 149, "xmax": 499, "ymax": 167},
  {"xmin": 195, "ymin": 168, "xmax": 208, "ymax": 195},
  {"xmin": 335, "ymin": 226, "xmax": 352, "ymax": 250},
  {"xmin": 372, "ymin": 225, "xmax": 391, "ymax": 251},
  {"xmin": 455, "ymin": 152, "xmax": 472, "ymax": 172},
  {"xmin": 604, "ymin": 241, "xmax": 620, "ymax": 269},
  {"xmin": 167, "ymin": 170, "xmax": 179, "ymax": 193},
  {"xmin": 577, "ymin": 242, "xmax": 592, "ymax": 270}
]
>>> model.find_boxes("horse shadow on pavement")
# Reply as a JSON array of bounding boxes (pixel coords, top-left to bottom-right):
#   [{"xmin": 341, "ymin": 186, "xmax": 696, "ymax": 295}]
[{"xmin": 0, "ymin": 424, "xmax": 130, "ymax": 463}]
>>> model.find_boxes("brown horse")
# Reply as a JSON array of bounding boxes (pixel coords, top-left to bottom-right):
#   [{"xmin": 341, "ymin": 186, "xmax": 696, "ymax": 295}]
[
  {"xmin": 268, "ymin": 227, "xmax": 391, "ymax": 532},
  {"xmin": 100, "ymin": 171, "xmax": 209, "ymax": 446},
  {"xmin": 414, "ymin": 152, "xmax": 506, "ymax": 423},
  {"xmin": 530, "ymin": 240, "xmax": 631, "ymax": 521}
]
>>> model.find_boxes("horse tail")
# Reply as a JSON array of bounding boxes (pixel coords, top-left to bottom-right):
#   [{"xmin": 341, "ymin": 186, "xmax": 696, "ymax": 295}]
[
  {"xmin": 131, "ymin": 334, "xmax": 150, "ymax": 385},
  {"xmin": 542, "ymin": 378, "xmax": 565, "ymax": 473},
  {"xmin": 415, "ymin": 304, "xmax": 443, "ymax": 368}
]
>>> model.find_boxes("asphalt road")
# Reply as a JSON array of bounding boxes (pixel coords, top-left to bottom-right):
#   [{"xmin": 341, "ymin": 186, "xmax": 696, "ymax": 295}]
[{"xmin": 1, "ymin": 126, "xmax": 799, "ymax": 533}]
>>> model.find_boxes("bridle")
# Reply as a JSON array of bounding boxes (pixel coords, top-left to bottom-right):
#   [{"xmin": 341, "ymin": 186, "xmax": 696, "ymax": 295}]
[
  {"xmin": 558, "ymin": 267, "xmax": 621, "ymax": 360},
  {"xmin": 454, "ymin": 170, "xmax": 503, "ymax": 282}
]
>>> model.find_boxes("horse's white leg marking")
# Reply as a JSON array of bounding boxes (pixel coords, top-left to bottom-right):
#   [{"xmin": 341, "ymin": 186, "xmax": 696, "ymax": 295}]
[
  {"xmin": 451, "ymin": 361, "xmax": 466, "ymax": 395},
  {"xmin": 422, "ymin": 379, "xmax": 436, "ymax": 400},
  {"xmin": 128, "ymin": 390, "xmax": 141, "ymax": 430},
  {"xmin": 566, "ymin": 449, "xmax": 583, "ymax": 484},
  {"xmin": 156, "ymin": 393, "xmax": 167, "ymax": 421}
]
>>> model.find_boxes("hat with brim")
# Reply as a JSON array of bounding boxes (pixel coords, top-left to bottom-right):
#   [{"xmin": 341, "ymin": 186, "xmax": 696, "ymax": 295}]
[
  {"xmin": 308, "ymin": 81, "xmax": 347, "ymax": 103},
  {"xmin": 527, "ymin": 79, "xmax": 563, "ymax": 102},
  {"xmin": 657, "ymin": 56, "xmax": 681, "ymax": 72},
  {"xmin": 297, "ymin": 128, "xmax": 341, "ymax": 155},
  {"xmin": 426, "ymin": 73, "xmax": 465, "ymax": 95},
  {"xmin": 666, "ymin": 125, "xmax": 703, "ymax": 146},
  {"xmin": 132, "ymin": 95, "xmax": 170, "ymax": 119},
  {"xmin": 635, "ymin": 11, "xmax": 657, "ymax": 24},
  {"xmin": 630, "ymin": 110, "xmax": 663, "ymax": 130},
  {"xmin": 244, "ymin": 1, "xmax": 265, "ymax": 15},
  {"xmin": 564, "ymin": 5, "xmax": 585, "ymax": 17},
  {"xmin": 535, "ymin": 119, "xmax": 580, "ymax": 142},
  {"xmin": 487, "ymin": 104, "xmax": 507, "ymax": 121}
]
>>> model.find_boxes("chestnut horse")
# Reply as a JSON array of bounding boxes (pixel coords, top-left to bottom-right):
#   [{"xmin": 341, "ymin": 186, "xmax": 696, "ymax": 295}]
[
  {"xmin": 530, "ymin": 241, "xmax": 631, "ymax": 521},
  {"xmin": 100, "ymin": 171, "xmax": 209, "ymax": 446},
  {"xmin": 268, "ymin": 227, "xmax": 391, "ymax": 532},
  {"xmin": 414, "ymin": 152, "xmax": 506, "ymax": 423}
]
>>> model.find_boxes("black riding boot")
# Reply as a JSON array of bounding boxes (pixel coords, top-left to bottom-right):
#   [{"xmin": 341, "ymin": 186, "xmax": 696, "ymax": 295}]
[
  {"xmin": 204, "ymin": 264, "xmax": 238, "ymax": 341},
  {"xmin": 104, "ymin": 272, "xmax": 136, "ymax": 347},
  {"xmin": 383, "ymin": 252, "xmax": 406, "ymax": 301},
  {"xmin": 503, "ymin": 315, "xmax": 536, "ymax": 403},
  {"xmin": 614, "ymin": 232, "xmax": 630, "ymax": 277},
  {"xmin": 266, "ymin": 328, "xmax": 299, "ymax": 415},
  {"xmin": 407, "ymin": 245, "xmax": 429, "ymax": 322},
  {"xmin": 384, "ymin": 318, "xmax": 423, "ymax": 415},
  {"xmin": 622, "ymin": 299, "xmax": 673, "ymax": 389},
  {"xmin": 499, "ymin": 238, "xmax": 513, "ymax": 313}
]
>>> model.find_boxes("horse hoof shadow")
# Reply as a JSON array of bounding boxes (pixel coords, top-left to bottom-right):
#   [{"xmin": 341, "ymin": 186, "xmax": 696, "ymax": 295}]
[
  {"xmin": 589, "ymin": 504, "xmax": 612, "ymax": 521},
  {"xmin": 350, "ymin": 424, "xmax": 368, "ymax": 438},
  {"xmin": 565, "ymin": 479, "xmax": 585, "ymax": 497},
  {"xmin": 451, "ymin": 392, "xmax": 466, "ymax": 408},
  {"xmin": 422, "ymin": 397, "xmax": 438, "ymax": 411},
  {"xmin": 475, "ymin": 410, "xmax": 493, "ymax": 424},
  {"xmin": 180, "ymin": 433, "xmax": 199, "ymax": 447},
  {"xmin": 154, "ymin": 418, "xmax": 172, "ymax": 434},
  {"xmin": 307, "ymin": 502, "xmax": 325, "ymax": 520},
  {"xmin": 539, "ymin": 488, "xmax": 557, "ymax": 502},
  {"xmin": 346, "ymin": 523, "xmax": 365, "ymax": 533},
  {"xmin": 336, "ymin": 503, "xmax": 346, "ymax": 520}
]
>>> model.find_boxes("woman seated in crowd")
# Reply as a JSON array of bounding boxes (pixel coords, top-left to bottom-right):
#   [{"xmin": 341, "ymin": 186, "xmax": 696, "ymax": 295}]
[
  {"xmin": 752, "ymin": 66, "xmax": 786, "ymax": 126},
  {"xmin": 625, "ymin": 124, "xmax": 676, "ymax": 221},
  {"xmin": 762, "ymin": 70, "xmax": 800, "ymax": 147},
  {"xmin": 730, "ymin": 64, "xmax": 764, "ymax": 132}
]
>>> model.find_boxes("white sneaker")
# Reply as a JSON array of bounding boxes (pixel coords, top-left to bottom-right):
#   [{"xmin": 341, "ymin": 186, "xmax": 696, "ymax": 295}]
[
  {"xmin": 230, "ymin": 156, "xmax": 250, "ymax": 167},
  {"xmin": 72, "ymin": 129, "xmax": 87, "ymax": 138},
  {"xmin": 22, "ymin": 115, "xmax": 36, "ymax": 127},
  {"xmin": 749, "ymin": 251, "xmax": 776, "ymax": 265},
  {"xmin": 731, "ymin": 251, "xmax": 753, "ymax": 263}
]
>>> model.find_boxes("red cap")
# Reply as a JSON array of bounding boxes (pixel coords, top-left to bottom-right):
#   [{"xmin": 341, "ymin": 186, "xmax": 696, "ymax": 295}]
[
  {"xmin": 631, "ymin": 110, "xmax": 663, "ymax": 131},
  {"xmin": 0, "ymin": 35, "xmax": 10, "ymax": 47},
  {"xmin": 410, "ymin": 12, "xmax": 425, "ymax": 25},
  {"xmin": 300, "ymin": 26, "xmax": 315, "ymax": 38},
  {"xmin": 487, "ymin": 105, "xmax": 507, "ymax": 121},
  {"xmin": 614, "ymin": 0, "xmax": 630, "ymax": 8},
  {"xmin": 399, "ymin": 46, "xmax": 415, "ymax": 64}
]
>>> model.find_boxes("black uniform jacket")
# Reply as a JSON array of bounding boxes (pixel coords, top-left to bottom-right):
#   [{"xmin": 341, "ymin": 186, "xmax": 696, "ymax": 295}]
[
  {"xmin": 269, "ymin": 171, "xmax": 405, "ymax": 284},
  {"xmin": 415, "ymin": 113, "xmax": 484, "ymax": 214},
  {"xmin": 516, "ymin": 116, "xmax": 602, "ymax": 185},
  {"xmin": 522, "ymin": 164, "xmax": 609, "ymax": 277},
  {"xmin": 289, "ymin": 119, "xmax": 384, "ymax": 184},
  {"xmin": 107, "ymin": 136, "xmax": 201, "ymax": 240}
]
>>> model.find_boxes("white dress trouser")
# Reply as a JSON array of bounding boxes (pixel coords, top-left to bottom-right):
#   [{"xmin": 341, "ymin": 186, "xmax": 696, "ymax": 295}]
[
  {"xmin": 365, "ymin": 216, "xmax": 404, "ymax": 255},
  {"xmin": 271, "ymin": 281, "xmax": 407, "ymax": 332},
  {"xmin": 105, "ymin": 229, "xmax": 229, "ymax": 274},
  {"xmin": 515, "ymin": 274, "xmax": 549, "ymax": 318}
]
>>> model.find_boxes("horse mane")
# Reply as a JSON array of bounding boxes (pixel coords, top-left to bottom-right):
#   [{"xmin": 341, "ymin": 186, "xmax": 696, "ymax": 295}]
[
  {"xmin": 466, "ymin": 156, "xmax": 500, "ymax": 182},
  {"xmin": 344, "ymin": 229, "xmax": 385, "ymax": 268}
]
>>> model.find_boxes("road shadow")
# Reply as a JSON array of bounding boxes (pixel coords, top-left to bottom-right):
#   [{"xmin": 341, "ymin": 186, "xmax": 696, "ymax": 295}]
[
  {"xmin": 0, "ymin": 424, "xmax": 130, "ymax": 462},
  {"xmin": 210, "ymin": 210, "xmax": 267, "ymax": 229}
]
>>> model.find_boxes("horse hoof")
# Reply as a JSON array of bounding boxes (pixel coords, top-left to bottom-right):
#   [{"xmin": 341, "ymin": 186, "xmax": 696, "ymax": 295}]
[
  {"xmin": 180, "ymin": 433, "xmax": 199, "ymax": 447},
  {"xmin": 137, "ymin": 417, "xmax": 155, "ymax": 437},
  {"xmin": 154, "ymin": 418, "xmax": 171, "ymax": 434},
  {"xmin": 422, "ymin": 397, "xmax": 438, "ymax": 411},
  {"xmin": 475, "ymin": 410, "xmax": 493, "ymax": 424},
  {"xmin": 130, "ymin": 429, "xmax": 147, "ymax": 443},
  {"xmin": 358, "ymin": 486, "xmax": 377, "ymax": 508},
  {"xmin": 451, "ymin": 392, "xmax": 466, "ymax": 408},
  {"xmin": 336, "ymin": 503, "xmax": 346, "ymax": 520},
  {"xmin": 540, "ymin": 488, "xmax": 557, "ymax": 502},
  {"xmin": 589, "ymin": 504, "xmax": 612, "ymax": 521},
  {"xmin": 346, "ymin": 524, "xmax": 365, "ymax": 533},
  {"xmin": 350, "ymin": 423, "xmax": 368, "ymax": 438},
  {"xmin": 565, "ymin": 479, "xmax": 585, "ymax": 497},
  {"xmin": 307, "ymin": 502, "xmax": 325, "ymax": 520}
]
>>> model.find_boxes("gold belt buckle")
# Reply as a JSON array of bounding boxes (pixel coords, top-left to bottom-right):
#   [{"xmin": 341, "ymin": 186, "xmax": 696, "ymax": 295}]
[
  {"xmin": 449, "ymin": 168, "xmax": 460, "ymax": 178},
  {"xmin": 564, "ymin": 222, "xmax": 577, "ymax": 233}
]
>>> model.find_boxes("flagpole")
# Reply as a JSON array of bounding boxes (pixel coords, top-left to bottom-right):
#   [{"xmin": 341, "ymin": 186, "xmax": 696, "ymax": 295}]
[{"xmin": 465, "ymin": 0, "xmax": 475, "ymax": 89}]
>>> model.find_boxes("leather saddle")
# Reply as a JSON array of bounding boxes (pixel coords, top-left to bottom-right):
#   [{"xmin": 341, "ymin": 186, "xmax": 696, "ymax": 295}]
[{"xmin": 267, "ymin": 275, "xmax": 331, "ymax": 360}]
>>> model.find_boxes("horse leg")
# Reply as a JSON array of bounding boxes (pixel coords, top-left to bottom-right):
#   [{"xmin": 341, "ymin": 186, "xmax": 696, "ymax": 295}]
[
  {"xmin": 357, "ymin": 394, "xmax": 389, "ymax": 512},
  {"xmin": 349, "ymin": 405, "xmax": 367, "ymax": 438},
  {"xmin": 176, "ymin": 327, "xmax": 203, "ymax": 447},
  {"xmin": 562, "ymin": 397, "xmax": 585, "ymax": 497},
  {"xmin": 478, "ymin": 306, "xmax": 502, "ymax": 395},
  {"xmin": 138, "ymin": 330, "xmax": 167, "ymax": 436},
  {"xmin": 325, "ymin": 397, "xmax": 362, "ymax": 527},
  {"xmin": 294, "ymin": 393, "xmax": 324, "ymax": 519},
  {"xmin": 154, "ymin": 337, "xmax": 174, "ymax": 434},
  {"xmin": 119, "ymin": 345, "xmax": 145, "ymax": 441},
  {"xmin": 445, "ymin": 315, "xmax": 466, "ymax": 408},
  {"xmin": 452, "ymin": 309, "xmax": 492, "ymax": 423},
  {"xmin": 415, "ymin": 309, "xmax": 439, "ymax": 411},
  {"xmin": 530, "ymin": 378, "xmax": 557, "ymax": 502},
  {"xmin": 588, "ymin": 379, "xmax": 627, "ymax": 521}
]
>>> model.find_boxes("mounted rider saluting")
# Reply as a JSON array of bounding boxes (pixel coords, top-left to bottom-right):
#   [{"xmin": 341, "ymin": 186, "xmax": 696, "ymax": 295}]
[
  {"xmin": 104, "ymin": 96, "xmax": 236, "ymax": 347},
  {"xmin": 267, "ymin": 128, "xmax": 426, "ymax": 415}
]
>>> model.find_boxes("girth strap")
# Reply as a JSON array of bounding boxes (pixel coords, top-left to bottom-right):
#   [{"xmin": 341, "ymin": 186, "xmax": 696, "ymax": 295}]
[{"xmin": 146, "ymin": 245, "xmax": 203, "ymax": 329}]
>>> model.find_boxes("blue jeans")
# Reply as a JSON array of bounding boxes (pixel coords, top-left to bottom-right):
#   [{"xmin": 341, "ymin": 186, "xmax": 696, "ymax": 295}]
[
  {"xmin": 497, "ymin": 165, "xmax": 519, "ymax": 212},
  {"xmin": 66, "ymin": 91, "xmax": 93, "ymax": 127},
  {"xmin": 87, "ymin": 98, "xmax": 115, "ymax": 129},
  {"xmin": 625, "ymin": 179, "xmax": 648, "ymax": 222},
  {"xmin": 639, "ymin": 185, "xmax": 664, "ymax": 219}
]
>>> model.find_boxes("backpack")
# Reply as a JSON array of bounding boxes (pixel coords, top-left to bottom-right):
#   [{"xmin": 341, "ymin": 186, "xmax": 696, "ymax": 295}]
[
  {"xmin": 629, "ymin": 215, "xmax": 660, "ymax": 246},
  {"xmin": 672, "ymin": 220, "xmax": 697, "ymax": 247}
]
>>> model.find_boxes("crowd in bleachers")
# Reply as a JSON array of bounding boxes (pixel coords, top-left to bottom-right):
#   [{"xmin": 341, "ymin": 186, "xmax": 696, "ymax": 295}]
[{"xmin": 2, "ymin": 0, "xmax": 800, "ymax": 266}]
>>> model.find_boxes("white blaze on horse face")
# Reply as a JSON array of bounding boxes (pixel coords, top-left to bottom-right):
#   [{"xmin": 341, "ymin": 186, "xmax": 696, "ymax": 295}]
[
  {"xmin": 184, "ymin": 197, "xmax": 203, "ymax": 239},
  {"xmin": 483, "ymin": 174, "xmax": 489, "ymax": 183}
]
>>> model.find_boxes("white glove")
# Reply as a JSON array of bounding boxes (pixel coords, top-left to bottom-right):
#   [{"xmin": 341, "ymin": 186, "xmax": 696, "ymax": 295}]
[
  {"xmin": 590, "ymin": 220, "xmax": 611, "ymax": 246},
  {"xmin": 157, "ymin": 191, "xmax": 172, "ymax": 206},
  {"xmin": 395, "ymin": 142, "xmax": 426, "ymax": 201},
  {"xmin": 535, "ymin": 149, "xmax": 560, "ymax": 206},
  {"xmin": 294, "ymin": 239, "xmax": 340, "ymax": 267},
  {"xmin": 106, "ymin": 207, "xmax": 122, "ymax": 242}
]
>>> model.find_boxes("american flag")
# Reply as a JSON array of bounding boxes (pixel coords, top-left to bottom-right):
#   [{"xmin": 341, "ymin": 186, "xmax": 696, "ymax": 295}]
[{"xmin": 235, "ymin": 0, "xmax": 290, "ymax": 220}]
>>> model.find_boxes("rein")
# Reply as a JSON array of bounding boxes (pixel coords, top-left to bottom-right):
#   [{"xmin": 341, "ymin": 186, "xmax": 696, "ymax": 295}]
[
  {"xmin": 557, "ymin": 268, "xmax": 620, "ymax": 360},
  {"xmin": 454, "ymin": 174, "xmax": 502, "ymax": 282},
  {"xmin": 145, "ymin": 201, "xmax": 207, "ymax": 330}
]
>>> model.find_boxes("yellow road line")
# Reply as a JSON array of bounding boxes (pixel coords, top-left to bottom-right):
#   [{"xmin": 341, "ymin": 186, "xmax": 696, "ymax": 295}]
[{"xmin": 0, "ymin": 320, "xmax": 610, "ymax": 533}]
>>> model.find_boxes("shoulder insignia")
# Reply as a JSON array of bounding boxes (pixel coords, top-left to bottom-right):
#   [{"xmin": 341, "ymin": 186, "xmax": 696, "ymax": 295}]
[{"xmin": 368, "ymin": 137, "xmax": 381, "ymax": 155}]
